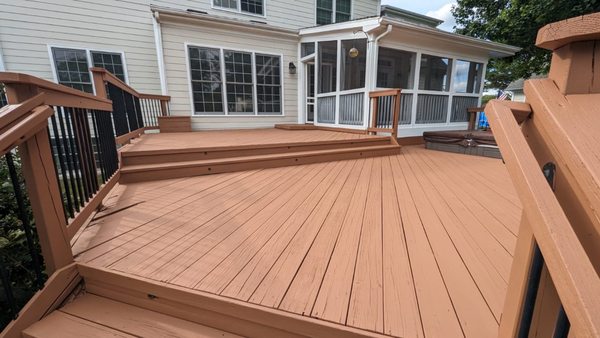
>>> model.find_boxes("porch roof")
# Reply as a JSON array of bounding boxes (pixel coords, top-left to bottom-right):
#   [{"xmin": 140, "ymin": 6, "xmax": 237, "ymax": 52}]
[{"xmin": 299, "ymin": 17, "xmax": 521, "ymax": 59}]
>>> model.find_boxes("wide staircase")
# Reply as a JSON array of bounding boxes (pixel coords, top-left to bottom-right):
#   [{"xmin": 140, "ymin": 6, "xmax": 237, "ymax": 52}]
[{"xmin": 119, "ymin": 132, "xmax": 401, "ymax": 183}]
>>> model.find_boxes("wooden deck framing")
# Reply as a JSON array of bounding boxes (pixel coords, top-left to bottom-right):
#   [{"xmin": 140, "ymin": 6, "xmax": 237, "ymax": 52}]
[{"xmin": 72, "ymin": 145, "xmax": 521, "ymax": 338}]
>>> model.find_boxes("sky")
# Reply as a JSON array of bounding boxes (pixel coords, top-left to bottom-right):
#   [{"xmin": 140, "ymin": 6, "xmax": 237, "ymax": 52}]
[{"xmin": 381, "ymin": 0, "xmax": 457, "ymax": 32}]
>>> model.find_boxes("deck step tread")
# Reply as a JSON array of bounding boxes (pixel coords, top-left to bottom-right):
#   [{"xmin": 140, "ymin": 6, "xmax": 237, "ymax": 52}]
[{"xmin": 121, "ymin": 144, "xmax": 401, "ymax": 173}]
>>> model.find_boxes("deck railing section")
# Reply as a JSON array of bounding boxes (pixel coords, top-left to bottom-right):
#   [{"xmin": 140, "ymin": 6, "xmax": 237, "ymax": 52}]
[
  {"xmin": 90, "ymin": 68, "xmax": 170, "ymax": 144},
  {"xmin": 368, "ymin": 89, "xmax": 401, "ymax": 138},
  {"xmin": 0, "ymin": 69, "xmax": 169, "ymax": 333},
  {"xmin": 487, "ymin": 14, "xmax": 600, "ymax": 338}
]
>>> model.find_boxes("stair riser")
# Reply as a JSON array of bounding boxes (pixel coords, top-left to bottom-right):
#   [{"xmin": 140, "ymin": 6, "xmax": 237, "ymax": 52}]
[
  {"xmin": 122, "ymin": 139, "xmax": 391, "ymax": 166},
  {"xmin": 121, "ymin": 147, "xmax": 401, "ymax": 183}
]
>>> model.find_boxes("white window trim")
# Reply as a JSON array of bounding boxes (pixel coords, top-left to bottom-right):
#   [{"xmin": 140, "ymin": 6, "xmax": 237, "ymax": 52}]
[
  {"xmin": 211, "ymin": 0, "xmax": 267, "ymax": 18},
  {"xmin": 185, "ymin": 42, "xmax": 285, "ymax": 117},
  {"xmin": 314, "ymin": 0, "xmax": 353, "ymax": 26},
  {"xmin": 47, "ymin": 44, "xmax": 130, "ymax": 96}
]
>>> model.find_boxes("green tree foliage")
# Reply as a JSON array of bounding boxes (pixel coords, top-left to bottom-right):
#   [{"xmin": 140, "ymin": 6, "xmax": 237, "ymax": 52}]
[
  {"xmin": 452, "ymin": 0, "xmax": 600, "ymax": 89},
  {"xmin": 0, "ymin": 152, "xmax": 46, "ymax": 329}
]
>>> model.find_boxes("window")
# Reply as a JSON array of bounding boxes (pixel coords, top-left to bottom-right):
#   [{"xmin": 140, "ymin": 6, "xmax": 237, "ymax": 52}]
[
  {"xmin": 453, "ymin": 60, "xmax": 483, "ymax": 93},
  {"xmin": 340, "ymin": 39, "xmax": 366, "ymax": 90},
  {"xmin": 256, "ymin": 54, "xmax": 282, "ymax": 114},
  {"xmin": 188, "ymin": 45, "xmax": 283, "ymax": 115},
  {"xmin": 91, "ymin": 51, "xmax": 126, "ymax": 82},
  {"xmin": 51, "ymin": 47, "xmax": 93, "ymax": 93},
  {"xmin": 224, "ymin": 50, "xmax": 254, "ymax": 114},
  {"xmin": 419, "ymin": 54, "xmax": 452, "ymax": 92},
  {"xmin": 213, "ymin": 0, "xmax": 264, "ymax": 15},
  {"xmin": 318, "ymin": 41, "xmax": 337, "ymax": 93},
  {"xmin": 51, "ymin": 47, "xmax": 127, "ymax": 93},
  {"xmin": 317, "ymin": 0, "xmax": 351, "ymax": 25},
  {"xmin": 189, "ymin": 47, "xmax": 224, "ymax": 114},
  {"xmin": 377, "ymin": 47, "xmax": 416, "ymax": 89}
]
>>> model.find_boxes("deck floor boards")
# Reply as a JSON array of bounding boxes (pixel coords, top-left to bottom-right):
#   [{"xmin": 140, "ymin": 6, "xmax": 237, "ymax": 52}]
[{"xmin": 74, "ymin": 145, "xmax": 521, "ymax": 338}]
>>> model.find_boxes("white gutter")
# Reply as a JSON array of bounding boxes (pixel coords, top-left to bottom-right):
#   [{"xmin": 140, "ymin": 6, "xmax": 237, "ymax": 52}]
[
  {"xmin": 152, "ymin": 11, "xmax": 168, "ymax": 95},
  {"xmin": 364, "ymin": 24, "xmax": 392, "ymax": 129}
]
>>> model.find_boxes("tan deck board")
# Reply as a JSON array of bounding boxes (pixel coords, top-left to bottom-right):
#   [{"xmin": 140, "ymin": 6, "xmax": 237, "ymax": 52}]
[
  {"xmin": 74, "ymin": 145, "xmax": 521, "ymax": 337},
  {"xmin": 126, "ymin": 129, "xmax": 375, "ymax": 153}
]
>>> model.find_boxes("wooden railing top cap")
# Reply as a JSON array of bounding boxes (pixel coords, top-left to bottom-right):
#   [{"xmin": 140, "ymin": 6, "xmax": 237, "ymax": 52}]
[
  {"xmin": 0, "ymin": 72, "xmax": 111, "ymax": 106},
  {"xmin": 537, "ymin": 12, "xmax": 600, "ymax": 50}
]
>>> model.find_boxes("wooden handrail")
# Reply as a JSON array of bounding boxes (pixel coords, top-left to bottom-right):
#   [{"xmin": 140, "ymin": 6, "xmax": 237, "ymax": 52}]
[
  {"xmin": 369, "ymin": 89, "xmax": 401, "ymax": 138},
  {"xmin": 486, "ymin": 100, "xmax": 600, "ymax": 337},
  {"xmin": 90, "ymin": 67, "xmax": 171, "ymax": 102},
  {"xmin": 0, "ymin": 105, "xmax": 54, "ymax": 156},
  {"xmin": 0, "ymin": 72, "xmax": 112, "ymax": 111}
]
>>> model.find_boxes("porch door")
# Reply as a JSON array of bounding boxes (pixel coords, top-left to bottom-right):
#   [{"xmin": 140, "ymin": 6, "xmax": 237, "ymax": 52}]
[{"xmin": 305, "ymin": 62, "xmax": 315, "ymax": 123}]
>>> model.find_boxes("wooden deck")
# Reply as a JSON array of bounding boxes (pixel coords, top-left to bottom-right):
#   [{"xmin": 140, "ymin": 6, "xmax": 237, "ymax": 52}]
[
  {"xmin": 72, "ymin": 145, "xmax": 521, "ymax": 338},
  {"xmin": 124, "ymin": 128, "xmax": 379, "ymax": 153}
]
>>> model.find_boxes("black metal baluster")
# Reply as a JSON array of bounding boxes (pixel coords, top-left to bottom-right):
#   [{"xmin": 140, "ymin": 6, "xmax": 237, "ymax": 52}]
[
  {"xmin": 91, "ymin": 111, "xmax": 107, "ymax": 183},
  {"xmin": 81, "ymin": 109, "xmax": 99, "ymax": 191},
  {"xmin": 5, "ymin": 152, "xmax": 44, "ymax": 289},
  {"xmin": 64, "ymin": 108, "xmax": 87, "ymax": 206},
  {"xmin": 49, "ymin": 113, "xmax": 74, "ymax": 218},
  {"xmin": 123, "ymin": 91, "xmax": 138, "ymax": 132},
  {"xmin": 70, "ymin": 109, "xmax": 92, "ymax": 201},
  {"xmin": 134, "ymin": 96, "xmax": 143, "ymax": 128},
  {"xmin": 108, "ymin": 84, "xmax": 129, "ymax": 136},
  {"xmin": 57, "ymin": 108, "xmax": 81, "ymax": 211}
]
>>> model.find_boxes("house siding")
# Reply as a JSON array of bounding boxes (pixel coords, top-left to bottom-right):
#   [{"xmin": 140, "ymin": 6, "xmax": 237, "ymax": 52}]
[
  {"xmin": 0, "ymin": 0, "xmax": 379, "ymax": 91},
  {"xmin": 161, "ymin": 21, "xmax": 299, "ymax": 129}
]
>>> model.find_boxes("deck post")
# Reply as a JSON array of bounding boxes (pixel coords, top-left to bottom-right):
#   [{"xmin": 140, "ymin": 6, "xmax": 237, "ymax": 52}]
[
  {"xmin": 536, "ymin": 12, "xmax": 600, "ymax": 95},
  {"xmin": 5, "ymin": 85, "xmax": 73, "ymax": 274}
]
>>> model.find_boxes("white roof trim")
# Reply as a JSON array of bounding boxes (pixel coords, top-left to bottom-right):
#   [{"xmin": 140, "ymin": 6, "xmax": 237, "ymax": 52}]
[
  {"xmin": 299, "ymin": 17, "xmax": 382, "ymax": 35},
  {"xmin": 381, "ymin": 17, "xmax": 520, "ymax": 57},
  {"xmin": 151, "ymin": 6, "xmax": 299, "ymax": 38}
]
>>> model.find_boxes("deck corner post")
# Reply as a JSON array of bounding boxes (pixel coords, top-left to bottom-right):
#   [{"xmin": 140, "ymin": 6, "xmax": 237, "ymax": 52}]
[{"xmin": 6, "ymin": 85, "xmax": 73, "ymax": 274}]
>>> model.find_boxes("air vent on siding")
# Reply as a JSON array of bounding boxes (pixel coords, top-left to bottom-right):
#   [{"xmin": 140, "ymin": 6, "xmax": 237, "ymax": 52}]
[
  {"xmin": 250, "ymin": 20, "xmax": 267, "ymax": 24},
  {"xmin": 187, "ymin": 9, "xmax": 208, "ymax": 15}
]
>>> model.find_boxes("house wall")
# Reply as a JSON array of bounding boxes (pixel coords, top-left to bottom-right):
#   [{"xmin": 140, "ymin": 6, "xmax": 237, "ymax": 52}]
[
  {"xmin": 160, "ymin": 20, "xmax": 299, "ymax": 129},
  {"xmin": 0, "ymin": 0, "xmax": 379, "ymax": 92}
]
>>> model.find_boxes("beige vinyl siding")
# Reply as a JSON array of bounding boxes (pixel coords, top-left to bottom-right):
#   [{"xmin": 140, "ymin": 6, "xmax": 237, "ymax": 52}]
[
  {"xmin": 353, "ymin": 0, "xmax": 380, "ymax": 20},
  {"xmin": 161, "ymin": 21, "xmax": 299, "ymax": 129}
]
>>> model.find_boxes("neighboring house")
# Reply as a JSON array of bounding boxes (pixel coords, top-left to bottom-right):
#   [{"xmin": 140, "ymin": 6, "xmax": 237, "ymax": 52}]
[
  {"xmin": 0, "ymin": 0, "xmax": 519, "ymax": 136},
  {"xmin": 505, "ymin": 74, "xmax": 546, "ymax": 102}
]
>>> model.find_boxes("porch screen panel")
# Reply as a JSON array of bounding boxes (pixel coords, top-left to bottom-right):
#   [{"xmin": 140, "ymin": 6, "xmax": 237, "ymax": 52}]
[
  {"xmin": 339, "ymin": 92, "xmax": 363, "ymax": 125},
  {"xmin": 416, "ymin": 94, "xmax": 448, "ymax": 124},
  {"xmin": 341, "ymin": 39, "xmax": 366, "ymax": 91},
  {"xmin": 189, "ymin": 46, "xmax": 224, "ymax": 114},
  {"xmin": 256, "ymin": 54, "xmax": 282, "ymax": 115},
  {"xmin": 419, "ymin": 54, "xmax": 452, "ymax": 92},
  {"xmin": 224, "ymin": 50, "xmax": 254, "ymax": 115},
  {"xmin": 454, "ymin": 60, "xmax": 483, "ymax": 93},
  {"xmin": 400, "ymin": 93, "xmax": 413, "ymax": 125},
  {"xmin": 451, "ymin": 96, "xmax": 479, "ymax": 122},
  {"xmin": 317, "ymin": 96, "xmax": 336, "ymax": 123},
  {"xmin": 377, "ymin": 48, "xmax": 416, "ymax": 89},
  {"xmin": 318, "ymin": 41, "xmax": 337, "ymax": 94}
]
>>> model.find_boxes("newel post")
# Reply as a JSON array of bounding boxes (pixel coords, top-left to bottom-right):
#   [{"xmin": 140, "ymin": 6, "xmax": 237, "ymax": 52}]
[
  {"xmin": 5, "ymin": 85, "xmax": 73, "ymax": 273},
  {"xmin": 536, "ymin": 12, "xmax": 600, "ymax": 95}
]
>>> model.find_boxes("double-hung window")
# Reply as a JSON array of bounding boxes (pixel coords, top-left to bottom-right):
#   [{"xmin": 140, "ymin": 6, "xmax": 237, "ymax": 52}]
[
  {"xmin": 317, "ymin": 0, "xmax": 351, "ymax": 25},
  {"xmin": 51, "ymin": 47, "xmax": 127, "ymax": 93},
  {"xmin": 188, "ymin": 45, "xmax": 283, "ymax": 116},
  {"xmin": 213, "ymin": 0, "xmax": 264, "ymax": 16}
]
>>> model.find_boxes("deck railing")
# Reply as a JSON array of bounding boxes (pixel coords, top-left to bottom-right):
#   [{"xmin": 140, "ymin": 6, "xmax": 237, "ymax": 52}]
[
  {"xmin": 90, "ymin": 68, "xmax": 170, "ymax": 144},
  {"xmin": 486, "ymin": 13, "xmax": 600, "ymax": 338},
  {"xmin": 0, "ymin": 69, "xmax": 169, "ymax": 332},
  {"xmin": 368, "ymin": 89, "xmax": 401, "ymax": 138}
]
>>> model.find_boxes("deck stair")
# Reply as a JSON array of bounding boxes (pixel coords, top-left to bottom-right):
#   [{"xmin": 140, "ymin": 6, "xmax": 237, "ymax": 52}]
[{"xmin": 120, "ymin": 135, "xmax": 400, "ymax": 183}]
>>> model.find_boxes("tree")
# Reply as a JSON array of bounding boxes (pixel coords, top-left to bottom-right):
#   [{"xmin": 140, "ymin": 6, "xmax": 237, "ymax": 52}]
[{"xmin": 452, "ymin": 0, "xmax": 600, "ymax": 89}]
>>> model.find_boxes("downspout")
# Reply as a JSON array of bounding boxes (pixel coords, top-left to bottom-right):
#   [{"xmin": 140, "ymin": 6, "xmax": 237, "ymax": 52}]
[{"xmin": 152, "ymin": 11, "xmax": 168, "ymax": 95}]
